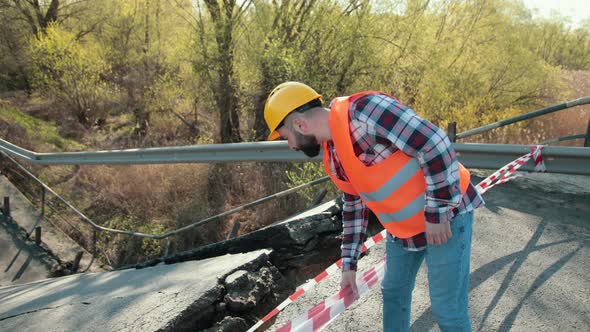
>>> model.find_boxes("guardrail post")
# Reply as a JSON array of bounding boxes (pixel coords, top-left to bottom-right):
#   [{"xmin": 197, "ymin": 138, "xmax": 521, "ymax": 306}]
[
  {"xmin": 40, "ymin": 187, "xmax": 46, "ymax": 218},
  {"xmin": 35, "ymin": 226, "xmax": 42, "ymax": 245},
  {"xmin": 447, "ymin": 122, "xmax": 457, "ymax": 142},
  {"xmin": 584, "ymin": 118, "xmax": 590, "ymax": 147},
  {"xmin": 165, "ymin": 239, "xmax": 175, "ymax": 256},
  {"xmin": 2, "ymin": 196, "xmax": 10, "ymax": 220},
  {"xmin": 227, "ymin": 220, "xmax": 241, "ymax": 240},
  {"xmin": 307, "ymin": 187, "xmax": 328, "ymax": 209},
  {"xmin": 92, "ymin": 230, "xmax": 97, "ymax": 256},
  {"xmin": 72, "ymin": 251, "xmax": 84, "ymax": 273}
]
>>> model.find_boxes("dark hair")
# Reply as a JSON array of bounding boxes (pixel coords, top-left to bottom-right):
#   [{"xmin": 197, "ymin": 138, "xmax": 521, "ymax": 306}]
[
  {"xmin": 293, "ymin": 98, "xmax": 323, "ymax": 114},
  {"xmin": 277, "ymin": 98, "xmax": 322, "ymax": 130}
]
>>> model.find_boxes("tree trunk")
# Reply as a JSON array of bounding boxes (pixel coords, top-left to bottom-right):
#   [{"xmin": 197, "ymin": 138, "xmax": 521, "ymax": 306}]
[
  {"xmin": 204, "ymin": 0, "xmax": 242, "ymax": 143},
  {"xmin": 253, "ymin": 62, "xmax": 277, "ymax": 141},
  {"xmin": 216, "ymin": 17, "xmax": 241, "ymax": 143},
  {"xmin": 135, "ymin": 0, "xmax": 151, "ymax": 138},
  {"xmin": 13, "ymin": 0, "xmax": 60, "ymax": 37}
]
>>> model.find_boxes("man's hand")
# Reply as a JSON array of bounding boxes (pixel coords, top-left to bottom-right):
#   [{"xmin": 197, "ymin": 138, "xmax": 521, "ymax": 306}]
[
  {"xmin": 341, "ymin": 270, "xmax": 359, "ymax": 298},
  {"xmin": 425, "ymin": 221, "xmax": 452, "ymax": 245}
]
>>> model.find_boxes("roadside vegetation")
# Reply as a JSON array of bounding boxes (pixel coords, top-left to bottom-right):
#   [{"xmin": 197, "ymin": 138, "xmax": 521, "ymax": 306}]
[{"xmin": 1, "ymin": 0, "xmax": 589, "ymax": 266}]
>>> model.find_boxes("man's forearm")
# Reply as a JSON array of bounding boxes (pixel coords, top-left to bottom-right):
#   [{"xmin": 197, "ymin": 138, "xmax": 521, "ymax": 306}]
[{"xmin": 341, "ymin": 193, "xmax": 369, "ymax": 271}]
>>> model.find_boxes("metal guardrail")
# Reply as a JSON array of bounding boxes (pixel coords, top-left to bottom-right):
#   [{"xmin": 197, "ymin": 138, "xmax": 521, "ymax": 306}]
[
  {"xmin": 540, "ymin": 134, "xmax": 587, "ymax": 145},
  {"xmin": 455, "ymin": 96, "xmax": 590, "ymax": 140},
  {"xmin": 0, "ymin": 139, "xmax": 309, "ymax": 164},
  {"xmin": 454, "ymin": 143, "xmax": 590, "ymax": 174},
  {"xmin": 0, "ymin": 150, "xmax": 330, "ymax": 240},
  {"xmin": 2, "ymin": 141, "xmax": 589, "ymax": 251},
  {"xmin": 1, "ymin": 139, "xmax": 589, "ymax": 174}
]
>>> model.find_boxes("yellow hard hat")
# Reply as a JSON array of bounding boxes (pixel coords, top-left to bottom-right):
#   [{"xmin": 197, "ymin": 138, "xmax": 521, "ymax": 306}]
[{"xmin": 264, "ymin": 82, "xmax": 323, "ymax": 140}]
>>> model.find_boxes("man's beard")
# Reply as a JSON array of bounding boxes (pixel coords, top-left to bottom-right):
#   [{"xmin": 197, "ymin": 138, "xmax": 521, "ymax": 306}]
[{"xmin": 294, "ymin": 132, "xmax": 321, "ymax": 157}]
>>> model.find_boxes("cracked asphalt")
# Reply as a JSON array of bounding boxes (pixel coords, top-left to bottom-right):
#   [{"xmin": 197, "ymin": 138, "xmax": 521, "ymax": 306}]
[
  {"xmin": 0, "ymin": 249, "xmax": 272, "ymax": 331},
  {"xmin": 266, "ymin": 172, "xmax": 590, "ymax": 332},
  {"xmin": 0, "ymin": 171, "xmax": 588, "ymax": 332}
]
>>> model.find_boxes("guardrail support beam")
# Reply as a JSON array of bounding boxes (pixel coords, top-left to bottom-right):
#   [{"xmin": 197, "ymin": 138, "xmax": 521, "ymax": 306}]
[
  {"xmin": 2, "ymin": 196, "xmax": 9, "ymax": 220},
  {"xmin": 585, "ymin": 118, "xmax": 590, "ymax": 147},
  {"xmin": 307, "ymin": 187, "xmax": 328, "ymax": 209},
  {"xmin": 35, "ymin": 226, "xmax": 42, "ymax": 245},
  {"xmin": 165, "ymin": 239, "xmax": 175, "ymax": 256},
  {"xmin": 41, "ymin": 187, "xmax": 46, "ymax": 217},
  {"xmin": 447, "ymin": 122, "xmax": 457, "ymax": 143},
  {"xmin": 72, "ymin": 251, "xmax": 84, "ymax": 273},
  {"xmin": 227, "ymin": 220, "xmax": 241, "ymax": 240}
]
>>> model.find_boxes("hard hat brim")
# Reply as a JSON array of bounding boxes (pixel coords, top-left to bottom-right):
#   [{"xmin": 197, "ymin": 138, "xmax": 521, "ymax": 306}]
[{"xmin": 267, "ymin": 130, "xmax": 281, "ymax": 141}]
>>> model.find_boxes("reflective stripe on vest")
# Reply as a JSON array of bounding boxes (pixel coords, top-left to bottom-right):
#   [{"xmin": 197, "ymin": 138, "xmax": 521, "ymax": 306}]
[
  {"xmin": 359, "ymin": 158, "xmax": 421, "ymax": 203},
  {"xmin": 376, "ymin": 195, "xmax": 425, "ymax": 224},
  {"xmin": 323, "ymin": 91, "xmax": 471, "ymax": 238}
]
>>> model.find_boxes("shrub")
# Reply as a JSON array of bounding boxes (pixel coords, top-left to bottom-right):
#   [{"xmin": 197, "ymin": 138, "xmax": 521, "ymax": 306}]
[{"xmin": 29, "ymin": 25, "xmax": 111, "ymax": 129}]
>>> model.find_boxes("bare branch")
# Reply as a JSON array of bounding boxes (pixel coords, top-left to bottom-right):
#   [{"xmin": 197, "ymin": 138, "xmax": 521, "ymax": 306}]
[
  {"xmin": 232, "ymin": 0, "xmax": 252, "ymax": 25},
  {"xmin": 74, "ymin": 19, "xmax": 103, "ymax": 40},
  {"xmin": 171, "ymin": 0, "xmax": 198, "ymax": 30},
  {"xmin": 11, "ymin": 0, "xmax": 39, "ymax": 35}
]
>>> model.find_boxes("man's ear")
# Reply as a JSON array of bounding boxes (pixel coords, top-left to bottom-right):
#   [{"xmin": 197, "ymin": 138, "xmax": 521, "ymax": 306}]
[{"xmin": 292, "ymin": 116, "xmax": 310, "ymax": 135}]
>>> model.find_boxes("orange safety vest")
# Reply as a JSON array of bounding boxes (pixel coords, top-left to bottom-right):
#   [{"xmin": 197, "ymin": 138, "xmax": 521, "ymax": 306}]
[{"xmin": 323, "ymin": 91, "xmax": 471, "ymax": 239}]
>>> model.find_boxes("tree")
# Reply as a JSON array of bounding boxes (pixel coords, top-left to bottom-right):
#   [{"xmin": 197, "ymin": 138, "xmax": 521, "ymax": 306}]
[
  {"xmin": 4, "ymin": 0, "xmax": 60, "ymax": 37},
  {"xmin": 179, "ymin": 0, "xmax": 251, "ymax": 143},
  {"xmin": 243, "ymin": 0, "xmax": 378, "ymax": 140},
  {"xmin": 246, "ymin": 0, "xmax": 317, "ymax": 141},
  {"xmin": 0, "ymin": 8, "xmax": 32, "ymax": 91},
  {"xmin": 0, "ymin": 0, "xmax": 107, "ymax": 92},
  {"xmin": 3, "ymin": 0, "xmax": 99, "ymax": 39},
  {"xmin": 99, "ymin": 0, "xmax": 181, "ymax": 139},
  {"xmin": 29, "ymin": 25, "xmax": 108, "ymax": 128}
]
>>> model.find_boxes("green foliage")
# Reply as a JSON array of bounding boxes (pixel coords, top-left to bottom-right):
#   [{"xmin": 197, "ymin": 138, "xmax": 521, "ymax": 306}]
[
  {"xmin": 29, "ymin": 25, "xmax": 109, "ymax": 127},
  {"xmin": 525, "ymin": 17, "xmax": 590, "ymax": 71},
  {"xmin": 0, "ymin": 104, "xmax": 85, "ymax": 151},
  {"xmin": 327, "ymin": 0, "xmax": 570, "ymax": 128},
  {"xmin": 6, "ymin": 0, "xmax": 588, "ymax": 140},
  {"xmin": 104, "ymin": 215, "xmax": 166, "ymax": 261},
  {"xmin": 138, "ymin": 223, "xmax": 166, "ymax": 258},
  {"xmin": 286, "ymin": 162, "xmax": 337, "ymax": 202}
]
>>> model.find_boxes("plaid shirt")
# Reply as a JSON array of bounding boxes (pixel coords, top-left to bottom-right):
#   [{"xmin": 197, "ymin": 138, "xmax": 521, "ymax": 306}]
[{"xmin": 326, "ymin": 93, "xmax": 484, "ymax": 272}]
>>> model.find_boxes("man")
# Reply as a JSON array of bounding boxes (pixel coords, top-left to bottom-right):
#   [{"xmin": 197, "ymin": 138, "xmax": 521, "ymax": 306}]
[{"xmin": 264, "ymin": 82, "xmax": 484, "ymax": 331}]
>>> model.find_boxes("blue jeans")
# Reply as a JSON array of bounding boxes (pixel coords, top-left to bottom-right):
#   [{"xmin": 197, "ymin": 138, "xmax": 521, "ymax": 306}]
[{"xmin": 381, "ymin": 211, "xmax": 473, "ymax": 332}]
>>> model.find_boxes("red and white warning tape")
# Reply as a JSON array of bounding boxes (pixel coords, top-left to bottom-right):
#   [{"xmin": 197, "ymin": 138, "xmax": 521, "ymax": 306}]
[
  {"xmin": 275, "ymin": 257, "xmax": 386, "ymax": 332},
  {"xmin": 246, "ymin": 230, "xmax": 387, "ymax": 332},
  {"xmin": 249, "ymin": 145, "xmax": 546, "ymax": 332},
  {"xmin": 532, "ymin": 145, "xmax": 546, "ymax": 172},
  {"xmin": 475, "ymin": 145, "xmax": 545, "ymax": 195}
]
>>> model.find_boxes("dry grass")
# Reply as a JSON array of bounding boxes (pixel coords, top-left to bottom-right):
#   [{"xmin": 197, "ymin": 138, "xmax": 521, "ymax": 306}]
[
  {"xmin": 40, "ymin": 161, "xmax": 309, "ymax": 265},
  {"xmin": 465, "ymin": 70, "xmax": 590, "ymax": 146},
  {"xmin": 80, "ymin": 164, "xmax": 209, "ymax": 220},
  {"xmin": 221, "ymin": 162, "xmax": 310, "ymax": 235}
]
